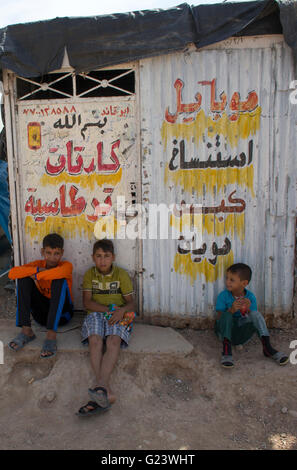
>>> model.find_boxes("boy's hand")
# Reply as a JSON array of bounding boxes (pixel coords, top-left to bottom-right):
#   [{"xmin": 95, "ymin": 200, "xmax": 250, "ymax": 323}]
[
  {"xmin": 108, "ymin": 306, "xmax": 125, "ymax": 326},
  {"xmin": 230, "ymin": 300, "xmax": 242, "ymax": 314},
  {"xmin": 30, "ymin": 267, "xmax": 47, "ymax": 280},
  {"xmin": 239, "ymin": 298, "xmax": 251, "ymax": 315},
  {"xmin": 240, "ymin": 298, "xmax": 251, "ymax": 309}
]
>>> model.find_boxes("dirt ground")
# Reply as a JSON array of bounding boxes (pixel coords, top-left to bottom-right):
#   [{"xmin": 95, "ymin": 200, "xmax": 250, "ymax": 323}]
[{"xmin": 1, "ymin": 282, "xmax": 297, "ymax": 451}]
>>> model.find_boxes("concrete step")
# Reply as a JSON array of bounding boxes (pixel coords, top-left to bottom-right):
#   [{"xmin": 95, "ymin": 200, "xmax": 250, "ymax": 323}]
[{"xmin": 0, "ymin": 318, "xmax": 193, "ymax": 356}]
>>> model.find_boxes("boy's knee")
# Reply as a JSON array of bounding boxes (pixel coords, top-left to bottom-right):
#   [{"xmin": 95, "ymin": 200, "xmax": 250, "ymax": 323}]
[
  {"xmin": 18, "ymin": 277, "xmax": 34, "ymax": 286},
  {"xmin": 249, "ymin": 310, "xmax": 263, "ymax": 319},
  {"xmin": 88, "ymin": 334, "xmax": 103, "ymax": 346},
  {"xmin": 106, "ymin": 335, "xmax": 121, "ymax": 349},
  {"xmin": 51, "ymin": 278, "xmax": 66, "ymax": 288},
  {"xmin": 219, "ymin": 311, "xmax": 233, "ymax": 323}
]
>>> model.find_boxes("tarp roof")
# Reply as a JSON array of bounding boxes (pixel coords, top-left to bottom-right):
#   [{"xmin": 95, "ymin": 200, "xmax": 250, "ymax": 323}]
[{"xmin": 0, "ymin": 0, "xmax": 296, "ymax": 78}]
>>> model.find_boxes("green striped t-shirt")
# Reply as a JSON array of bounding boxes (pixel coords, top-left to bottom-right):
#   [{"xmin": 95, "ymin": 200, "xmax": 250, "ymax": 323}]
[{"xmin": 83, "ymin": 265, "xmax": 134, "ymax": 313}]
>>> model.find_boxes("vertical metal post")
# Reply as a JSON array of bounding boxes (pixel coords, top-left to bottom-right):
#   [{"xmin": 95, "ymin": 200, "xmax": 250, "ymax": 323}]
[
  {"xmin": 135, "ymin": 62, "xmax": 143, "ymax": 319},
  {"xmin": 2, "ymin": 70, "xmax": 21, "ymax": 266}
]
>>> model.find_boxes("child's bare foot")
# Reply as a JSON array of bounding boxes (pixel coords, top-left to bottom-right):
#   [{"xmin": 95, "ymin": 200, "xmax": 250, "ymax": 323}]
[{"xmin": 107, "ymin": 387, "xmax": 116, "ymax": 404}]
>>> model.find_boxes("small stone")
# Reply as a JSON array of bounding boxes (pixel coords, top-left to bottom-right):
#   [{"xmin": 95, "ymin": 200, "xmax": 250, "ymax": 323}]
[
  {"xmin": 237, "ymin": 345, "xmax": 244, "ymax": 351},
  {"xmin": 168, "ymin": 433, "xmax": 177, "ymax": 442},
  {"xmin": 280, "ymin": 433, "xmax": 287, "ymax": 438},
  {"xmin": 267, "ymin": 397, "xmax": 277, "ymax": 406},
  {"xmin": 46, "ymin": 391, "xmax": 56, "ymax": 403},
  {"xmin": 288, "ymin": 410, "xmax": 297, "ymax": 418},
  {"xmin": 281, "ymin": 407, "xmax": 288, "ymax": 414}
]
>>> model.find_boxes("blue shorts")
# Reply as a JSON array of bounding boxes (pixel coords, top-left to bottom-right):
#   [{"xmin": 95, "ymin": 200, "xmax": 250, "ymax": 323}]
[{"xmin": 81, "ymin": 311, "xmax": 132, "ymax": 349}]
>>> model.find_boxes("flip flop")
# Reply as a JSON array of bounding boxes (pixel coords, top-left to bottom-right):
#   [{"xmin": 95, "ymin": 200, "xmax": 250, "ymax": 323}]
[
  {"xmin": 88, "ymin": 386, "xmax": 110, "ymax": 408},
  {"xmin": 269, "ymin": 351, "xmax": 289, "ymax": 366},
  {"xmin": 221, "ymin": 354, "xmax": 234, "ymax": 368},
  {"xmin": 8, "ymin": 332, "xmax": 36, "ymax": 352},
  {"xmin": 76, "ymin": 401, "xmax": 110, "ymax": 417},
  {"xmin": 40, "ymin": 339, "xmax": 57, "ymax": 359}
]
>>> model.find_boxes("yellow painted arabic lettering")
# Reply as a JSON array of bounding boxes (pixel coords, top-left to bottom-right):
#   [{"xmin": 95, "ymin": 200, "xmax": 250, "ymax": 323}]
[
  {"xmin": 161, "ymin": 107, "xmax": 261, "ymax": 149},
  {"xmin": 39, "ymin": 168, "xmax": 123, "ymax": 190},
  {"xmin": 173, "ymin": 251, "xmax": 234, "ymax": 284},
  {"xmin": 165, "ymin": 164, "xmax": 255, "ymax": 198}
]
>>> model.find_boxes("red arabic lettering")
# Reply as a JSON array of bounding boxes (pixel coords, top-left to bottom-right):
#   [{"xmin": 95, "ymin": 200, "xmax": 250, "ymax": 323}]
[
  {"xmin": 59, "ymin": 185, "xmax": 86, "ymax": 216},
  {"xmin": 165, "ymin": 78, "xmax": 259, "ymax": 123},
  {"xmin": 46, "ymin": 148, "xmax": 66, "ymax": 175},
  {"xmin": 25, "ymin": 185, "xmax": 86, "ymax": 219},
  {"xmin": 66, "ymin": 141, "xmax": 84, "ymax": 175},
  {"xmin": 198, "ymin": 79, "xmax": 227, "ymax": 118},
  {"xmin": 25, "ymin": 195, "xmax": 59, "ymax": 216},
  {"xmin": 46, "ymin": 140, "xmax": 121, "ymax": 176},
  {"xmin": 229, "ymin": 91, "xmax": 259, "ymax": 121},
  {"xmin": 87, "ymin": 195, "xmax": 113, "ymax": 222},
  {"xmin": 101, "ymin": 105, "xmax": 130, "ymax": 117},
  {"xmin": 84, "ymin": 158, "xmax": 95, "ymax": 173},
  {"xmin": 165, "ymin": 79, "xmax": 202, "ymax": 124},
  {"xmin": 97, "ymin": 140, "xmax": 120, "ymax": 173},
  {"xmin": 23, "ymin": 105, "xmax": 76, "ymax": 117}
]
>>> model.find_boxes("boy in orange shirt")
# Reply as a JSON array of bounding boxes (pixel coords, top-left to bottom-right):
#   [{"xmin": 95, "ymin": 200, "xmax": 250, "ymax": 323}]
[{"xmin": 8, "ymin": 233, "xmax": 73, "ymax": 358}]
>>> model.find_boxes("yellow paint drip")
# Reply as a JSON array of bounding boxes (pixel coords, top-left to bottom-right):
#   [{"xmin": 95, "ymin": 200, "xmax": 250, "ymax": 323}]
[
  {"xmin": 165, "ymin": 164, "xmax": 254, "ymax": 198},
  {"xmin": 161, "ymin": 109, "xmax": 207, "ymax": 148},
  {"xmin": 170, "ymin": 212, "xmax": 245, "ymax": 242},
  {"xmin": 173, "ymin": 251, "xmax": 234, "ymax": 284},
  {"xmin": 39, "ymin": 168, "xmax": 123, "ymax": 190},
  {"xmin": 25, "ymin": 215, "xmax": 96, "ymax": 242},
  {"xmin": 161, "ymin": 107, "xmax": 261, "ymax": 148}
]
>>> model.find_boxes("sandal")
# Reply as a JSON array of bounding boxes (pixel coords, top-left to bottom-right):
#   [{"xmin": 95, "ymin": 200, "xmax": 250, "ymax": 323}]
[
  {"xmin": 268, "ymin": 351, "xmax": 289, "ymax": 366},
  {"xmin": 40, "ymin": 339, "xmax": 57, "ymax": 359},
  {"xmin": 88, "ymin": 386, "xmax": 110, "ymax": 408},
  {"xmin": 76, "ymin": 401, "xmax": 110, "ymax": 417},
  {"xmin": 221, "ymin": 354, "xmax": 234, "ymax": 368},
  {"xmin": 8, "ymin": 332, "xmax": 36, "ymax": 352}
]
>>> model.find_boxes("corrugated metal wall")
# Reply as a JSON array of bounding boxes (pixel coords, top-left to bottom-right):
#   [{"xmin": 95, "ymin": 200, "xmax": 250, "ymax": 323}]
[{"xmin": 140, "ymin": 37, "xmax": 297, "ymax": 325}]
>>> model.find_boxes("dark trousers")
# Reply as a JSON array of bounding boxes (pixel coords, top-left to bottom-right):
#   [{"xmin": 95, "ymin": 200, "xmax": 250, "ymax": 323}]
[{"xmin": 16, "ymin": 277, "xmax": 73, "ymax": 332}]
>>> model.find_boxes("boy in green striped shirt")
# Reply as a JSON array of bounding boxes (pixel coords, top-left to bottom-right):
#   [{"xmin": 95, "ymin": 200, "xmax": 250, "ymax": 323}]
[{"xmin": 77, "ymin": 239, "xmax": 135, "ymax": 417}]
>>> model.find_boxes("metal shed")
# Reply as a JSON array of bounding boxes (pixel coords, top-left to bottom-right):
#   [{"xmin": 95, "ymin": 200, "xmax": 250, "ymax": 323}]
[{"xmin": 1, "ymin": 1, "xmax": 296, "ymax": 327}]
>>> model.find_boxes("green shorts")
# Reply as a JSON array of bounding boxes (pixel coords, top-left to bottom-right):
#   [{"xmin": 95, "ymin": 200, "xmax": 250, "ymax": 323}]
[{"xmin": 214, "ymin": 311, "xmax": 260, "ymax": 346}]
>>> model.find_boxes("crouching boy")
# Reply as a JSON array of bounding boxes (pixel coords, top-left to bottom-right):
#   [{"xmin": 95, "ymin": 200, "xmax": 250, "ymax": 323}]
[
  {"xmin": 215, "ymin": 263, "xmax": 288, "ymax": 368},
  {"xmin": 77, "ymin": 239, "xmax": 136, "ymax": 417},
  {"xmin": 8, "ymin": 233, "xmax": 73, "ymax": 358}
]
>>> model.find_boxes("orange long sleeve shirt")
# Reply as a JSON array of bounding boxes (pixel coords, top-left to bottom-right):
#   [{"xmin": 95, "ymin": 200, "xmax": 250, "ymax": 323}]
[{"xmin": 8, "ymin": 260, "xmax": 73, "ymax": 300}]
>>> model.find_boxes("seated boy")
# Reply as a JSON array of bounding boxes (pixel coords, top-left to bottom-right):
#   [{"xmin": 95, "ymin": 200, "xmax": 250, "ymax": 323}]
[
  {"xmin": 8, "ymin": 233, "xmax": 73, "ymax": 358},
  {"xmin": 215, "ymin": 263, "xmax": 288, "ymax": 368},
  {"xmin": 77, "ymin": 239, "xmax": 135, "ymax": 417}
]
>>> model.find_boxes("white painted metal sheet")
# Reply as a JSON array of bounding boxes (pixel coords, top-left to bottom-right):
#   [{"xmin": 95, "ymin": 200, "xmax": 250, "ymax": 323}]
[
  {"xmin": 140, "ymin": 36, "xmax": 297, "ymax": 323},
  {"xmin": 11, "ymin": 69, "xmax": 139, "ymax": 309}
]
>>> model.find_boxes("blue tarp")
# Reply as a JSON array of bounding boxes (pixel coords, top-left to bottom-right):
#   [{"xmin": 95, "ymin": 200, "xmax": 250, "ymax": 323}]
[{"xmin": 0, "ymin": 159, "xmax": 11, "ymax": 244}]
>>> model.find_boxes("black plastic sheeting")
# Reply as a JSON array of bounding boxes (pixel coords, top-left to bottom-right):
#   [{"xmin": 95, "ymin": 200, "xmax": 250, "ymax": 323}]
[{"xmin": 0, "ymin": 0, "xmax": 295, "ymax": 79}]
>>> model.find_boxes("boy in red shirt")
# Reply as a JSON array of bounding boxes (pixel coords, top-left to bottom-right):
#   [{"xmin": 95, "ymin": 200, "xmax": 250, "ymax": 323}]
[{"xmin": 8, "ymin": 233, "xmax": 73, "ymax": 358}]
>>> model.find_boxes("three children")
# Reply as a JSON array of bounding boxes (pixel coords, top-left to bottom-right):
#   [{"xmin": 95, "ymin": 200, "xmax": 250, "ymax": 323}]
[{"xmin": 7, "ymin": 233, "xmax": 289, "ymax": 417}]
